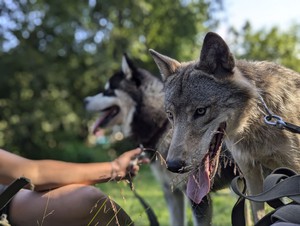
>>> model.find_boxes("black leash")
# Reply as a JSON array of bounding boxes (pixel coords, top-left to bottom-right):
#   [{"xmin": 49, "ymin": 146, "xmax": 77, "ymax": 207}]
[
  {"xmin": 127, "ymin": 145, "xmax": 159, "ymax": 226},
  {"xmin": 130, "ymin": 189, "xmax": 159, "ymax": 226},
  {"xmin": 231, "ymin": 168, "xmax": 300, "ymax": 226}
]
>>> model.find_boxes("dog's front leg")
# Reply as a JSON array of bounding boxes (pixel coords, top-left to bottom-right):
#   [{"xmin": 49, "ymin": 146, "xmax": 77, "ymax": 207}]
[
  {"xmin": 164, "ymin": 186, "xmax": 186, "ymax": 226},
  {"xmin": 190, "ymin": 194, "xmax": 212, "ymax": 226},
  {"xmin": 150, "ymin": 163, "xmax": 186, "ymax": 226},
  {"xmin": 235, "ymin": 160, "xmax": 265, "ymax": 223}
]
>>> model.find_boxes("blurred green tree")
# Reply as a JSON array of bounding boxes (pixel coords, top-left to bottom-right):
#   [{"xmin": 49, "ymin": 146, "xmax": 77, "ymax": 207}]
[
  {"xmin": 0, "ymin": 0, "xmax": 223, "ymax": 160},
  {"xmin": 228, "ymin": 22, "xmax": 300, "ymax": 71}
]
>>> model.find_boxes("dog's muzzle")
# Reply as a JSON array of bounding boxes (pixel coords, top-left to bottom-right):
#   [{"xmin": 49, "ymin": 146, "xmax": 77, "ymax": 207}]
[{"xmin": 166, "ymin": 159, "xmax": 192, "ymax": 173}]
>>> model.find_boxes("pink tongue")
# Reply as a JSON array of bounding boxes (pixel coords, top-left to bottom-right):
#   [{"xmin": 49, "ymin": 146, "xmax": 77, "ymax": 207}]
[
  {"xmin": 92, "ymin": 117, "xmax": 103, "ymax": 134},
  {"xmin": 92, "ymin": 111, "xmax": 111, "ymax": 134},
  {"xmin": 186, "ymin": 156, "xmax": 210, "ymax": 204}
]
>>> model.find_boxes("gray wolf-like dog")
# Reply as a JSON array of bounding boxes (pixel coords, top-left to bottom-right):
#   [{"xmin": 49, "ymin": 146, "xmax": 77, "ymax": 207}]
[
  {"xmin": 84, "ymin": 53, "xmax": 237, "ymax": 225},
  {"xmin": 149, "ymin": 32, "xmax": 300, "ymax": 222}
]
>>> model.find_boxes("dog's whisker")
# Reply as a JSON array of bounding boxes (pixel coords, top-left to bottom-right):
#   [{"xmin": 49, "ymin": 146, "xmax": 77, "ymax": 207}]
[
  {"xmin": 232, "ymin": 136, "xmax": 244, "ymax": 146},
  {"xmin": 154, "ymin": 151, "xmax": 167, "ymax": 167}
]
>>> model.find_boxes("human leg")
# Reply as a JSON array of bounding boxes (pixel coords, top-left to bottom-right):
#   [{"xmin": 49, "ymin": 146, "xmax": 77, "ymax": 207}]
[{"xmin": 9, "ymin": 184, "xmax": 133, "ymax": 226}]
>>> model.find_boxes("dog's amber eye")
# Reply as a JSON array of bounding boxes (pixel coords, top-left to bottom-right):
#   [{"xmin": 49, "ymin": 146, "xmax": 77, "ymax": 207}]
[
  {"xmin": 166, "ymin": 111, "xmax": 174, "ymax": 120},
  {"xmin": 195, "ymin": 108, "xmax": 206, "ymax": 117}
]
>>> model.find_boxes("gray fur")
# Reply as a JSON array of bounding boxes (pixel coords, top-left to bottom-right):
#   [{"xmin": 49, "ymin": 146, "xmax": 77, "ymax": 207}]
[
  {"xmin": 85, "ymin": 53, "xmax": 236, "ymax": 226},
  {"xmin": 150, "ymin": 32, "xmax": 300, "ymax": 222}
]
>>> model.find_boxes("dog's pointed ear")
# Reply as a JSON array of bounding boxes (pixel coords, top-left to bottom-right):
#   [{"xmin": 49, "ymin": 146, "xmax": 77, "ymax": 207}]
[
  {"xmin": 122, "ymin": 53, "xmax": 137, "ymax": 80},
  {"xmin": 196, "ymin": 32, "xmax": 235, "ymax": 78},
  {"xmin": 149, "ymin": 49, "xmax": 181, "ymax": 80}
]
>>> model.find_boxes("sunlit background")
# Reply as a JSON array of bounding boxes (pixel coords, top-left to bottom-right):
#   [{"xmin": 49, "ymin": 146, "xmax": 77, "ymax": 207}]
[
  {"xmin": 1, "ymin": 0, "xmax": 300, "ymax": 159},
  {"xmin": 1, "ymin": 1, "xmax": 300, "ymax": 225}
]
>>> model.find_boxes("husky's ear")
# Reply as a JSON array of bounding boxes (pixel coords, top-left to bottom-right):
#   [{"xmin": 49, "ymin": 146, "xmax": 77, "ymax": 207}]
[
  {"xmin": 196, "ymin": 32, "xmax": 235, "ymax": 77},
  {"xmin": 149, "ymin": 49, "xmax": 181, "ymax": 80},
  {"xmin": 122, "ymin": 53, "xmax": 137, "ymax": 80}
]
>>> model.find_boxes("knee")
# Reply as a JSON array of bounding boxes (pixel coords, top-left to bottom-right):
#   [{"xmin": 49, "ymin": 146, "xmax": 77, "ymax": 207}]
[
  {"xmin": 76, "ymin": 185, "xmax": 107, "ymax": 208},
  {"xmin": 76, "ymin": 185, "xmax": 122, "ymax": 214},
  {"xmin": 72, "ymin": 185, "xmax": 133, "ymax": 225}
]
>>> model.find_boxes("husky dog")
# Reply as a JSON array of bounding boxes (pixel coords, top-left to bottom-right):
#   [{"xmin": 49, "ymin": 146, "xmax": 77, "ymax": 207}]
[
  {"xmin": 149, "ymin": 32, "xmax": 300, "ymax": 222},
  {"xmin": 84, "ymin": 54, "xmax": 236, "ymax": 226}
]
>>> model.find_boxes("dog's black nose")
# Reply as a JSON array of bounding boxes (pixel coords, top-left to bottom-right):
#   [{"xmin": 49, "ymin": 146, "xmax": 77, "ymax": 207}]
[{"xmin": 166, "ymin": 159, "xmax": 186, "ymax": 173}]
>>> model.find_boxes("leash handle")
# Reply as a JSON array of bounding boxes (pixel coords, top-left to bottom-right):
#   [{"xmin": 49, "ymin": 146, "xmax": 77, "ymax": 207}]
[{"xmin": 231, "ymin": 168, "xmax": 300, "ymax": 226}]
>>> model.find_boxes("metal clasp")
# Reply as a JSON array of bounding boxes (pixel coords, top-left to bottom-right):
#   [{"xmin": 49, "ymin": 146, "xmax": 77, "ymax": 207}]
[{"xmin": 264, "ymin": 115, "xmax": 286, "ymax": 129}]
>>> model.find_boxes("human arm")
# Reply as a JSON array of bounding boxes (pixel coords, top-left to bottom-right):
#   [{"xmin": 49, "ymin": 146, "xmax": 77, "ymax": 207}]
[{"xmin": 0, "ymin": 148, "xmax": 146, "ymax": 191}]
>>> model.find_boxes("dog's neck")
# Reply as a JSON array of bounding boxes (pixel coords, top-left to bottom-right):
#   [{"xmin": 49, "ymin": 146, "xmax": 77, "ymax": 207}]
[
  {"xmin": 131, "ymin": 104, "xmax": 169, "ymax": 148},
  {"xmin": 142, "ymin": 119, "xmax": 170, "ymax": 148},
  {"xmin": 133, "ymin": 118, "xmax": 170, "ymax": 162}
]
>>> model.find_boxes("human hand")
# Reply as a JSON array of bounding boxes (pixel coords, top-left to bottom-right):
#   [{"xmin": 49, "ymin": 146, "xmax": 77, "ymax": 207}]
[{"xmin": 111, "ymin": 148, "xmax": 150, "ymax": 180}]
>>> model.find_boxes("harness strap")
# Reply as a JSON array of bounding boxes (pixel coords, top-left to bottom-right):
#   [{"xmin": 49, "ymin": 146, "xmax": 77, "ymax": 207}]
[
  {"xmin": 0, "ymin": 177, "xmax": 30, "ymax": 211},
  {"xmin": 231, "ymin": 168, "xmax": 300, "ymax": 226}
]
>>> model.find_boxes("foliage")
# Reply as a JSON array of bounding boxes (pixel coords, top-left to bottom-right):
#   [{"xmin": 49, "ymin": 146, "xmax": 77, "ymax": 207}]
[
  {"xmin": 0, "ymin": 0, "xmax": 223, "ymax": 159},
  {"xmin": 1, "ymin": 1, "xmax": 300, "ymax": 225},
  {"xmin": 228, "ymin": 22, "xmax": 300, "ymax": 71}
]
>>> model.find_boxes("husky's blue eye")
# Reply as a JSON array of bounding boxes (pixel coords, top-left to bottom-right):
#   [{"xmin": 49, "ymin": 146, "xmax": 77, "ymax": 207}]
[
  {"xmin": 166, "ymin": 111, "xmax": 174, "ymax": 120},
  {"xmin": 195, "ymin": 108, "xmax": 206, "ymax": 117}
]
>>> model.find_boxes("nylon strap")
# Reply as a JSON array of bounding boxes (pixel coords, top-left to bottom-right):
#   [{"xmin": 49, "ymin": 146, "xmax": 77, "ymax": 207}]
[
  {"xmin": 0, "ymin": 177, "xmax": 30, "ymax": 210},
  {"xmin": 231, "ymin": 168, "xmax": 300, "ymax": 226},
  {"xmin": 284, "ymin": 122, "xmax": 300, "ymax": 134}
]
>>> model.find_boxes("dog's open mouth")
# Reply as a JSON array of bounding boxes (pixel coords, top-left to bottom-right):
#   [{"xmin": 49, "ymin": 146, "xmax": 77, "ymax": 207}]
[
  {"xmin": 187, "ymin": 122, "xmax": 226, "ymax": 204},
  {"xmin": 92, "ymin": 106, "xmax": 120, "ymax": 134}
]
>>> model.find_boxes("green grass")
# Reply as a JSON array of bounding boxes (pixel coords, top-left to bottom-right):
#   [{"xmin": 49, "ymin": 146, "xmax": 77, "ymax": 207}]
[{"xmin": 98, "ymin": 165, "xmax": 237, "ymax": 226}]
